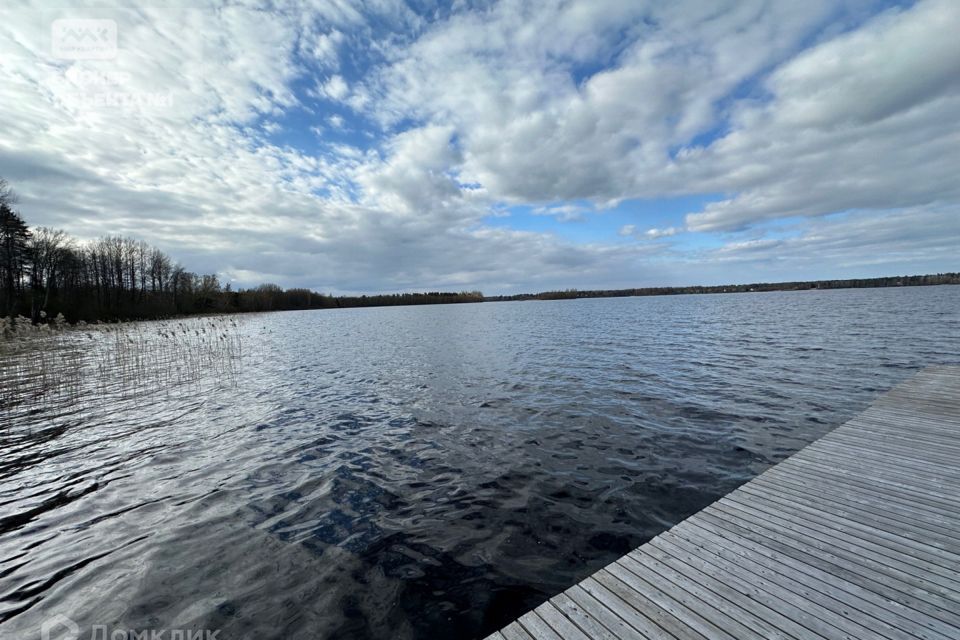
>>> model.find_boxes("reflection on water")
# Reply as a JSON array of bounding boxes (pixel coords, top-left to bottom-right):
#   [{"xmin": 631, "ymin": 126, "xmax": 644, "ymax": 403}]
[{"xmin": 2, "ymin": 286, "xmax": 959, "ymax": 639}]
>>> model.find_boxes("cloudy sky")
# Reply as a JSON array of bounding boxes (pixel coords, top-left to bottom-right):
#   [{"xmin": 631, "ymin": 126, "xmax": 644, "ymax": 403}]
[{"xmin": 0, "ymin": 0, "xmax": 957, "ymax": 294}]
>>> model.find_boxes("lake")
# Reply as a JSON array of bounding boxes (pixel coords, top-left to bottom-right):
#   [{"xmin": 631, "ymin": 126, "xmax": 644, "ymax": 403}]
[{"xmin": 2, "ymin": 286, "xmax": 959, "ymax": 640}]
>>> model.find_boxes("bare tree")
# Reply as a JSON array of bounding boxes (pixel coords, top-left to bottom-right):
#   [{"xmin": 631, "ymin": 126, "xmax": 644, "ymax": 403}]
[
  {"xmin": 149, "ymin": 247, "xmax": 171, "ymax": 294},
  {"xmin": 28, "ymin": 227, "xmax": 71, "ymax": 319},
  {"xmin": 0, "ymin": 177, "xmax": 16, "ymax": 209}
]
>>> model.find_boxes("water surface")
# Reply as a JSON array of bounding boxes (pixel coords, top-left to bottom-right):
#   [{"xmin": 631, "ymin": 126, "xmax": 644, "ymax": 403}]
[{"xmin": 2, "ymin": 286, "xmax": 959, "ymax": 639}]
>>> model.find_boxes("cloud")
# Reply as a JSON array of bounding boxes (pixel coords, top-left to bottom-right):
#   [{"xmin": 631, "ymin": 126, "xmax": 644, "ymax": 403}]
[
  {"xmin": 356, "ymin": 0, "xmax": 845, "ymax": 205},
  {"xmin": 644, "ymin": 227, "xmax": 681, "ymax": 240},
  {"xmin": 704, "ymin": 206, "xmax": 960, "ymax": 271},
  {"xmin": 307, "ymin": 29, "xmax": 345, "ymax": 69},
  {"xmin": 683, "ymin": 0, "xmax": 960, "ymax": 231},
  {"xmin": 769, "ymin": 0, "xmax": 960, "ymax": 129},
  {"xmin": 619, "ymin": 225, "xmax": 682, "ymax": 240},
  {"xmin": 0, "ymin": 0, "xmax": 955, "ymax": 295},
  {"xmin": 313, "ymin": 74, "xmax": 349, "ymax": 101},
  {"xmin": 532, "ymin": 204, "xmax": 591, "ymax": 222}
]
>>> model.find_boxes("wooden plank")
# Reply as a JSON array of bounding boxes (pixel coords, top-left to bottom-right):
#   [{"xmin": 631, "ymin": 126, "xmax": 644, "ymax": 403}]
[
  {"xmin": 500, "ymin": 624, "xmax": 536, "ymax": 640},
  {"xmin": 607, "ymin": 559, "xmax": 754, "ymax": 640},
  {"xmin": 806, "ymin": 439, "xmax": 960, "ymax": 475},
  {"xmin": 736, "ymin": 483, "xmax": 960, "ymax": 564},
  {"xmin": 517, "ymin": 611, "xmax": 563, "ymax": 640},
  {"xmin": 679, "ymin": 519, "xmax": 958, "ymax": 640},
  {"xmin": 754, "ymin": 469, "xmax": 960, "ymax": 537},
  {"xmin": 596, "ymin": 565, "xmax": 736, "ymax": 640},
  {"xmin": 564, "ymin": 585, "xmax": 648, "ymax": 640},
  {"xmin": 533, "ymin": 602, "xmax": 593, "ymax": 640},
  {"xmin": 714, "ymin": 497, "xmax": 960, "ymax": 597},
  {"xmin": 677, "ymin": 510, "xmax": 960, "ymax": 631},
  {"xmin": 750, "ymin": 474, "xmax": 960, "ymax": 548},
  {"xmin": 639, "ymin": 537, "xmax": 820, "ymax": 640},
  {"xmin": 651, "ymin": 534, "xmax": 850, "ymax": 640},
  {"xmin": 826, "ymin": 427, "xmax": 960, "ymax": 457},
  {"xmin": 808, "ymin": 428, "xmax": 960, "ymax": 463},
  {"xmin": 676, "ymin": 520, "xmax": 939, "ymax": 640},
  {"xmin": 550, "ymin": 592, "xmax": 623, "ymax": 640},
  {"xmin": 637, "ymin": 538, "xmax": 814, "ymax": 640},
  {"xmin": 777, "ymin": 458, "xmax": 960, "ymax": 513},
  {"xmin": 848, "ymin": 411, "xmax": 960, "ymax": 437},
  {"xmin": 580, "ymin": 574, "xmax": 692, "ymax": 639},
  {"xmin": 483, "ymin": 367, "xmax": 960, "ymax": 640},
  {"xmin": 666, "ymin": 520, "xmax": 892, "ymax": 639},
  {"xmin": 700, "ymin": 504, "xmax": 960, "ymax": 624},
  {"xmin": 618, "ymin": 553, "xmax": 787, "ymax": 640},
  {"xmin": 797, "ymin": 445, "xmax": 960, "ymax": 485},
  {"xmin": 767, "ymin": 463, "xmax": 960, "ymax": 520}
]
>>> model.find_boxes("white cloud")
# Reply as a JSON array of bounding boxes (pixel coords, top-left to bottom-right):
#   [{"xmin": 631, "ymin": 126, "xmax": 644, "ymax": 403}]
[
  {"xmin": 306, "ymin": 29, "xmax": 345, "ymax": 69},
  {"xmin": 683, "ymin": 0, "xmax": 960, "ymax": 231},
  {"xmin": 645, "ymin": 227, "xmax": 681, "ymax": 239},
  {"xmin": 770, "ymin": 0, "xmax": 960, "ymax": 129},
  {"xmin": 619, "ymin": 225, "xmax": 682, "ymax": 240},
  {"xmin": 532, "ymin": 204, "xmax": 590, "ymax": 222},
  {"xmin": 703, "ymin": 206, "xmax": 960, "ymax": 272},
  {"xmin": 316, "ymin": 74, "xmax": 349, "ymax": 101},
  {"xmin": 358, "ymin": 0, "xmax": 842, "ymax": 204},
  {"xmin": 0, "ymin": 0, "xmax": 955, "ymax": 294}
]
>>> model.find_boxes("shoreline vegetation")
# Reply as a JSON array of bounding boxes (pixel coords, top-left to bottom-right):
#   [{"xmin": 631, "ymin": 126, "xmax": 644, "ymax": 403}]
[
  {"xmin": 1, "ymin": 177, "xmax": 957, "ymax": 327},
  {"xmin": 489, "ymin": 272, "xmax": 960, "ymax": 302},
  {"xmin": 0, "ymin": 315, "xmax": 244, "ymax": 411}
]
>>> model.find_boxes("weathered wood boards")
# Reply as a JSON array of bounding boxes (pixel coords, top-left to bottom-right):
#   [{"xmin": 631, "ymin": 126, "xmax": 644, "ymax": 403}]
[{"xmin": 485, "ymin": 365, "xmax": 960, "ymax": 639}]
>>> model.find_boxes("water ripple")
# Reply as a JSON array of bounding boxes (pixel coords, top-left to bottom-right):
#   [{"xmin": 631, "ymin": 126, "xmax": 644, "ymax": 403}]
[{"xmin": 1, "ymin": 286, "xmax": 959, "ymax": 639}]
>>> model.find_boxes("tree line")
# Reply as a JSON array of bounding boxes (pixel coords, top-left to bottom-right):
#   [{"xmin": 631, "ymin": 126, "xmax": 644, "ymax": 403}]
[
  {"xmin": 2, "ymin": 176, "xmax": 955, "ymax": 324},
  {"xmin": 0, "ymin": 178, "xmax": 482, "ymax": 324},
  {"xmin": 486, "ymin": 273, "xmax": 960, "ymax": 302}
]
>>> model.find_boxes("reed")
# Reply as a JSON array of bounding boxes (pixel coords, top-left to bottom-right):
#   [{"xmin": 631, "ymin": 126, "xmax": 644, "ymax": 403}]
[{"xmin": 0, "ymin": 315, "xmax": 244, "ymax": 413}]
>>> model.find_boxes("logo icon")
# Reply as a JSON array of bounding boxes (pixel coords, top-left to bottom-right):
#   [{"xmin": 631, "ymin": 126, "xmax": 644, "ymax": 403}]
[
  {"xmin": 40, "ymin": 614, "xmax": 79, "ymax": 640},
  {"xmin": 51, "ymin": 19, "xmax": 117, "ymax": 60}
]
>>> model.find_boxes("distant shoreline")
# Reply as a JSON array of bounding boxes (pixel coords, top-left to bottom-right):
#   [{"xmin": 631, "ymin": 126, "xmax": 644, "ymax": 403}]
[
  {"xmin": 3, "ymin": 180, "xmax": 956, "ymax": 323},
  {"xmin": 484, "ymin": 273, "xmax": 960, "ymax": 303}
]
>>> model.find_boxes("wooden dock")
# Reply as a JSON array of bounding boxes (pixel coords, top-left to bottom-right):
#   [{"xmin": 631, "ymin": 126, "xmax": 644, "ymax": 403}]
[{"xmin": 485, "ymin": 365, "xmax": 960, "ymax": 640}]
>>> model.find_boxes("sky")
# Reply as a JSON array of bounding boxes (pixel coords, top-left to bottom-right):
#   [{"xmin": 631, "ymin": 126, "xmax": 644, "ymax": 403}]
[{"xmin": 0, "ymin": 0, "xmax": 957, "ymax": 295}]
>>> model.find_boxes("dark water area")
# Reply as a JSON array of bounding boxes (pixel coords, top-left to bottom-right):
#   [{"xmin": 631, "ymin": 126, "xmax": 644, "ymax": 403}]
[{"xmin": 2, "ymin": 286, "xmax": 959, "ymax": 640}]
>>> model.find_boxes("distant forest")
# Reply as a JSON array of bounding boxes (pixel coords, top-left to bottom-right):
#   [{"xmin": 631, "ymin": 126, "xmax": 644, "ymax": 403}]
[
  {"xmin": 0, "ymin": 177, "xmax": 956, "ymax": 325},
  {"xmin": 488, "ymin": 273, "xmax": 960, "ymax": 302}
]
